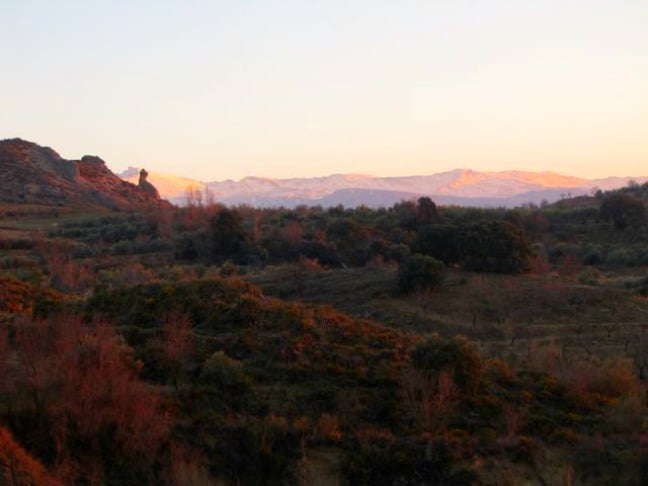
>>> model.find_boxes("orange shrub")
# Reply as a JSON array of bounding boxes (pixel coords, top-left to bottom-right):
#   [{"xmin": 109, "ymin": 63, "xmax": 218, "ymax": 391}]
[
  {"xmin": 317, "ymin": 414, "xmax": 342, "ymax": 443},
  {"xmin": 0, "ymin": 426, "xmax": 60, "ymax": 486},
  {"xmin": 559, "ymin": 358, "xmax": 640, "ymax": 409}
]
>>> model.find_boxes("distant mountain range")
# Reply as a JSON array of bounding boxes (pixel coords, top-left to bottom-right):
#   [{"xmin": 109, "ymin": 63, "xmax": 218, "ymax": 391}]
[
  {"xmin": 2, "ymin": 138, "xmax": 645, "ymax": 211},
  {"xmin": 120, "ymin": 167, "xmax": 648, "ymax": 208}
]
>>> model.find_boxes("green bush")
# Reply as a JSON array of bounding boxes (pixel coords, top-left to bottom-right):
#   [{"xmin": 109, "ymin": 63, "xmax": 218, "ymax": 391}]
[
  {"xmin": 397, "ymin": 254, "xmax": 445, "ymax": 294},
  {"xmin": 200, "ymin": 351, "xmax": 253, "ymax": 393}
]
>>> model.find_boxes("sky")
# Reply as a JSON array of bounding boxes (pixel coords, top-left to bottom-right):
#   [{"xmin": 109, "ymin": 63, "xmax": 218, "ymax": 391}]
[{"xmin": 1, "ymin": 1, "xmax": 647, "ymax": 181}]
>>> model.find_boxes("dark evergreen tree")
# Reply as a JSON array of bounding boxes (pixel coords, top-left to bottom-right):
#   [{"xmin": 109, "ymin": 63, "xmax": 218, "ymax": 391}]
[
  {"xmin": 211, "ymin": 208, "xmax": 248, "ymax": 263},
  {"xmin": 398, "ymin": 254, "xmax": 445, "ymax": 294},
  {"xmin": 600, "ymin": 193, "xmax": 647, "ymax": 229},
  {"xmin": 456, "ymin": 220, "xmax": 532, "ymax": 273}
]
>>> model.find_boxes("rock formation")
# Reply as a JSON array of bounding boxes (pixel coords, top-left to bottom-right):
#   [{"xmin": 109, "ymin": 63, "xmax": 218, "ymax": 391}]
[
  {"xmin": 0, "ymin": 138, "xmax": 169, "ymax": 211},
  {"xmin": 138, "ymin": 169, "xmax": 161, "ymax": 199}
]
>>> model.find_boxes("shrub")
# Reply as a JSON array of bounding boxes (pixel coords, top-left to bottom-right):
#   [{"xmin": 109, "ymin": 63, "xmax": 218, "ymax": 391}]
[
  {"xmin": 606, "ymin": 248, "xmax": 636, "ymax": 266},
  {"xmin": 316, "ymin": 413, "xmax": 343, "ymax": 443},
  {"xmin": 200, "ymin": 351, "xmax": 252, "ymax": 394},
  {"xmin": 4, "ymin": 315, "xmax": 170, "ymax": 483},
  {"xmin": 558, "ymin": 358, "xmax": 640, "ymax": 409},
  {"xmin": 0, "ymin": 426, "xmax": 58, "ymax": 485},
  {"xmin": 397, "ymin": 254, "xmax": 445, "ymax": 294}
]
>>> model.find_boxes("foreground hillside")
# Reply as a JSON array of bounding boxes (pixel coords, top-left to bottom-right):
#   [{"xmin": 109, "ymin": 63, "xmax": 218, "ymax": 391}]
[{"xmin": 1, "ymin": 269, "xmax": 645, "ymax": 484}]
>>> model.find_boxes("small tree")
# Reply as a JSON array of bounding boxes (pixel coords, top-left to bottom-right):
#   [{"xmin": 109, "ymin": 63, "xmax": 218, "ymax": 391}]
[
  {"xmin": 398, "ymin": 254, "xmax": 445, "ymax": 294},
  {"xmin": 210, "ymin": 208, "xmax": 248, "ymax": 263},
  {"xmin": 416, "ymin": 197, "xmax": 440, "ymax": 225},
  {"xmin": 400, "ymin": 367, "xmax": 458, "ymax": 459}
]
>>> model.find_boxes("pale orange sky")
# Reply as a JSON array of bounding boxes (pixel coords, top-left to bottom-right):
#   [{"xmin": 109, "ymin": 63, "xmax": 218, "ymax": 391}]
[{"xmin": 1, "ymin": 1, "xmax": 646, "ymax": 181}]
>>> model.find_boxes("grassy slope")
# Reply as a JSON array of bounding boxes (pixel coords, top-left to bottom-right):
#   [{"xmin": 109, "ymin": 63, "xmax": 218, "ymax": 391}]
[{"xmin": 248, "ymin": 264, "xmax": 648, "ymax": 365}]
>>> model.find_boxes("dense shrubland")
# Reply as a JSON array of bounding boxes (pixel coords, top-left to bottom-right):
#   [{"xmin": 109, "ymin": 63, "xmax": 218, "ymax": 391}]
[
  {"xmin": 4, "ymin": 278, "xmax": 641, "ymax": 483},
  {"xmin": 0, "ymin": 182, "xmax": 647, "ymax": 483},
  {"xmin": 46, "ymin": 182, "xmax": 648, "ymax": 277}
]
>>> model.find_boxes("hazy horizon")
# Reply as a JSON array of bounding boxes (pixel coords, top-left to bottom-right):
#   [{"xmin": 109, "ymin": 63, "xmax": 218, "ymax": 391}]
[
  {"xmin": 118, "ymin": 164, "xmax": 648, "ymax": 184},
  {"xmin": 2, "ymin": 1, "xmax": 646, "ymax": 180}
]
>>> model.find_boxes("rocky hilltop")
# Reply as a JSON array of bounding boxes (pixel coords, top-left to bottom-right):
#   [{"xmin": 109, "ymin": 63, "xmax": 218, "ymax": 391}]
[{"xmin": 0, "ymin": 138, "xmax": 168, "ymax": 211}]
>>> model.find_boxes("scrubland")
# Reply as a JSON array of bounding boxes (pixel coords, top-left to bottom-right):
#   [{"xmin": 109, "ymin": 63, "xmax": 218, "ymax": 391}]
[{"xmin": 0, "ymin": 185, "xmax": 647, "ymax": 484}]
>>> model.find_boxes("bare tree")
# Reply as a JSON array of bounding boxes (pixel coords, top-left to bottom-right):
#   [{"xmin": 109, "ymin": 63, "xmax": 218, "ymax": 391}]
[
  {"xmin": 400, "ymin": 366, "xmax": 458, "ymax": 459},
  {"xmin": 161, "ymin": 311, "xmax": 194, "ymax": 390}
]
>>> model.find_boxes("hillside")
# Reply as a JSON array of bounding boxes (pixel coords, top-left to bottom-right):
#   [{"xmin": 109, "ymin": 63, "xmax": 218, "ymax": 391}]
[{"xmin": 0, "ymin": 138, "xmax": 169, "ymax": 213}]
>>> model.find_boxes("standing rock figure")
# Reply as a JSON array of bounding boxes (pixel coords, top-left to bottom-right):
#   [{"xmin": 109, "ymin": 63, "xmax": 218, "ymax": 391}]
[{"xmin": 138, "ymin": 168, "xmax": 160, "ymax": 199}]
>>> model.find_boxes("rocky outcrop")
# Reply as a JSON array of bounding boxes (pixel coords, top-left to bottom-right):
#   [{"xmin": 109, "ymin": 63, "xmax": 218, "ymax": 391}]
[
  {"xmin": 138, "ymin": 169, "xmax": 160, "ymax": 199},
  {"xmin": 0, "ymin": 138, "xmax": 79, "ymax": 182},
  {"xmin": 0, "ymin": 138, "xmax": 169, "ymax": 211}
]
